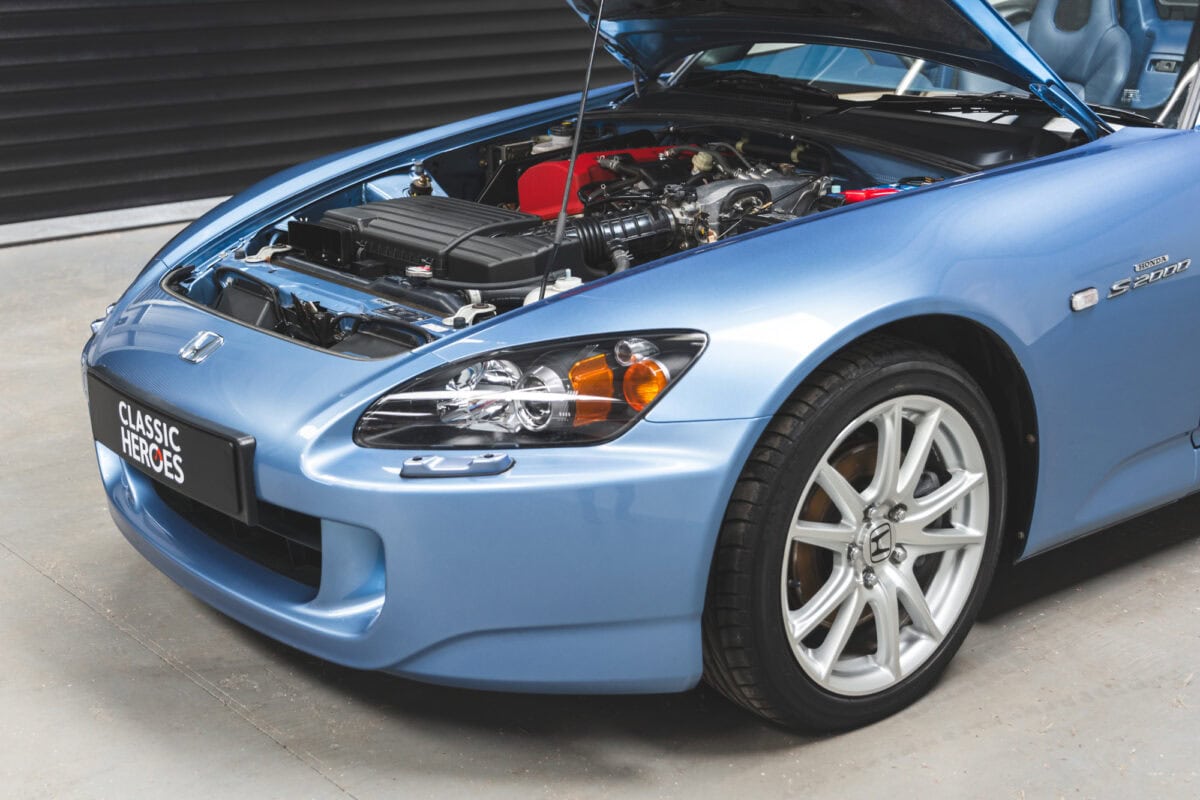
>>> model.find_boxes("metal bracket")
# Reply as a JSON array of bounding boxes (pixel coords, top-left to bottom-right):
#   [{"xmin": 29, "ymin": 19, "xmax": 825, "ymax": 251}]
[
  {"xmin": 244, "ymin": 244, "xmax": 292, "ymax": 263},
  {"xmin": 441, "ymin": 303, "xmax": 497, "ymax": 328},
  {"xmin": 400, "ymin": 453, "xmax": 514, "ymax": 478},
  {"xmin": 1029, "ymin": 82, "xmax": 1111, "ymax": 140}
]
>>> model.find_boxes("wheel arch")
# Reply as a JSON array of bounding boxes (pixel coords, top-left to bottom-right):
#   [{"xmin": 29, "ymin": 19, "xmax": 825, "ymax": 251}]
[
  {"xmin": 701, "ymin": 316, "xmax": 1038, "ymax": 727},
  {"xmin": 845, "ymin": 314, "xmax": 1039, "ymax": 562}
]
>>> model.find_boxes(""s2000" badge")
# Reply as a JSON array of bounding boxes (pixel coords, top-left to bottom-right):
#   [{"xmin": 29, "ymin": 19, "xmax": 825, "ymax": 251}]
[{"xmin": 1109, "ymin": 256, "xmax": 1190, "ymax": 299}]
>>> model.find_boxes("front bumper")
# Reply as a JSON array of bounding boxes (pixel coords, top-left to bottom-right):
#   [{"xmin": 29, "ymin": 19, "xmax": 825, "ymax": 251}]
[{"xmin": 95, "ymin": 410, "xmax": 763, "ymax": 694}]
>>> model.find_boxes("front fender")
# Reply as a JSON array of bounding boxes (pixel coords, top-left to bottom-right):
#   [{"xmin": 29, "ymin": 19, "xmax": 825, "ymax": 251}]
[{"xmin": 430, "ymin": 124, "xmax": 1200, "ymax": 556}]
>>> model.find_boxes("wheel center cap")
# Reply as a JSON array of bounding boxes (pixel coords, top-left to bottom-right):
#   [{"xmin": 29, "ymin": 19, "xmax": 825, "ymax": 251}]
[{"xmin": 863, "ymin": 521, "xmax": 894, "ymax": 565}]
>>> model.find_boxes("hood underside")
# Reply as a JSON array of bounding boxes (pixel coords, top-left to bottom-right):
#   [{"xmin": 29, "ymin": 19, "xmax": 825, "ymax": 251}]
[{"xmin": 567, "ymin": 0, "xmax": 1106, "ymax": 136}]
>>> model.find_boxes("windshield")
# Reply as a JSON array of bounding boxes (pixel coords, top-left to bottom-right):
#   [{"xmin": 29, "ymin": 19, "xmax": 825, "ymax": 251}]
[
  {"xmin": 689, "ymin": 43, "xmax": 1013, "ymax": 101},
  {"xmin": 685, "ymin": 0, "xmax": 1200, "ymax": 125}
]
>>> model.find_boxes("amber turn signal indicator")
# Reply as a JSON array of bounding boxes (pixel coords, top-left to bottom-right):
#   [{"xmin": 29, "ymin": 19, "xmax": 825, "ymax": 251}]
[
  {"xmin": 568, "ymin": 353, "xmax": 614, "ymax": 426},
  {"xmin": 622, "ymin": 358, "xmax": 669, "ymax": 411}
]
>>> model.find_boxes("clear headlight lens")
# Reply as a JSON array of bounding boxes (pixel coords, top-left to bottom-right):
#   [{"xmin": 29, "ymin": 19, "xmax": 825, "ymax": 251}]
[{"xmin": 355, "ymin": 331, "xmax": 706, "ymax": 448}]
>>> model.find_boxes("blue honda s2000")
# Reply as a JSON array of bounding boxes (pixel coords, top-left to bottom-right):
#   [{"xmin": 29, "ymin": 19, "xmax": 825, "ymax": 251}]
[{"xmin": 83, "ymin": 0, "xmax": 1200, "ymax": 730}]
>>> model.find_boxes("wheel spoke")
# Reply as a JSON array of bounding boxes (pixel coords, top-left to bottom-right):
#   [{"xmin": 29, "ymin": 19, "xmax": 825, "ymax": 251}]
[
  {"xmin": 898, "ymin": 405, "xmax": 943, "ymax": 497},
  {"xmin": 906, "ymin": 468, "xmax": 984, "ymax": 527},
  {"xmin": 898, "ymin": 521, "xmax": 985, "ymax": 552},
  {"xmin": 812, "ymin": 591, "xmax": 866, "ymax": 680},
  {"xmin": 815, "ymin": 462, "xmax": 866, "ymax": 524},
  {"xmin": 790, "ymin": 520, "xmax": 856, "ymax": 551},
  {"xmin": 870, "ymin": 583, "xmax": 902, "ymax": 679},
  {"xmin": 866, "ymin": 402, "xmax": 903, "ymax": 502},
  {"xmin": 886, "ymin": 563, "xmax": 943, "ymax": 642},
  {"xmin": 788, "ymin": 565, "xmax": 855, "ymax": 642},
  {"xmin": 778, "ymin": 392, "xmax": 991, "ymax": 697}
]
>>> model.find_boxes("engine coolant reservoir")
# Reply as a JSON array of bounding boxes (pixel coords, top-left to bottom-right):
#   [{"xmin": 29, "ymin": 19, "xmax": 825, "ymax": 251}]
[
  {"xmin": 531, "ymin": 123, "xmax": 576, "ymax": 155},
  {"xmin": 523, "ymin": 274, "xmax": 583, "ymax": 305}
]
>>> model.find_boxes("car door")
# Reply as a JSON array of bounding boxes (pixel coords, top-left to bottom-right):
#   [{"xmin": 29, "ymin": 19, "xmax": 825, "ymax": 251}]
[{"xmin": 1018, "ymin": 3, "xmax": 1200, "ymax": 551}]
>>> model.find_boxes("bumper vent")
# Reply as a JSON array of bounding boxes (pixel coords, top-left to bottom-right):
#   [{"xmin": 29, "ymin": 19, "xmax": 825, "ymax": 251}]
[{"xmin": 154, "ymin": 483, "xmax": 322, "ymax": 588}]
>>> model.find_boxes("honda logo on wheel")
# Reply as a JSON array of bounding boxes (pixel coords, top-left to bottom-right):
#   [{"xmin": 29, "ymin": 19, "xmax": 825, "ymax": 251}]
[{"xmin": 867, "ymin": 522, "xmax": 894, "ymax": 564}]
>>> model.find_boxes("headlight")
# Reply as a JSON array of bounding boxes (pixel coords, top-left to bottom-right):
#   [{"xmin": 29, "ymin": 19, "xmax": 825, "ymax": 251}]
[{"xmin": 355, "ymin": 331, "xmax": 707, "ymax": 448}]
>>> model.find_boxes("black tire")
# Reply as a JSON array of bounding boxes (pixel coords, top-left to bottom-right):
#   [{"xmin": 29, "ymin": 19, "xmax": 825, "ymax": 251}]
[{"xmin": 702, "ymin": 335, "xmax": 1007, "ymax": 731}]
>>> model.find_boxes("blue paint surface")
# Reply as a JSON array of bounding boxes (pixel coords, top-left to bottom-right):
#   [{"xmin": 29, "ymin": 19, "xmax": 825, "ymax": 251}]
[{"xmin": 82, "ymin": 18, "xmax": 1200, "ymax": 691}]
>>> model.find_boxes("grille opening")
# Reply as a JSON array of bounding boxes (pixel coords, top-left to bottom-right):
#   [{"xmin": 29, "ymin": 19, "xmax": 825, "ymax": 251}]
[
  {"xmin": 153, "ymin": 483, "xmax": 322, "ymax": 589},
  {"xmin": 163, "ymin": 265, "xmax": 429, "ymax": 359}
]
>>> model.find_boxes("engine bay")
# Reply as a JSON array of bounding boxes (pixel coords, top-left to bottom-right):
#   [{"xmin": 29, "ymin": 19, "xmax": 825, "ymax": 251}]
[
  {"xmin": 289, "ymin": 139, "xmax": 832, "ymax": 287},
  {"xmin": 165, "ymin": 106, "xmax": 1077, "ymax": 357}
]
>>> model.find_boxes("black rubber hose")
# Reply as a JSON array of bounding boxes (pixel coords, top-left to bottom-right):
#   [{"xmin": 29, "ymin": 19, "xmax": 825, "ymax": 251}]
[
  {"xmin": 426, "ymin": 275, "xmax": 544, "ymax": 290},
  {"xmin": 565, "ymin": 205, "xmax": 676, "ymax": 266},
  {"xmin": 708, "ymin": 141, "xmax": 756, "ymax": 171},
  {"xmin": 597, "ymin": 158, "xmax": 666, "ymax": 191},
  {"xmin": 579, "ymin": 178, "xmax": 645, "ymax": 206},
  {"xmin": 478, "ymin": 288, "xmax": 535, "ymax": 305},
  {"xmin": 582, "ymin": 194, "xmax": 657, "ymax": 208}
]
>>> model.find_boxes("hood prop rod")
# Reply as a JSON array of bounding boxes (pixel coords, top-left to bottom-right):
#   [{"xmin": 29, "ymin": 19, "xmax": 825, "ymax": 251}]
[{"xmin": 539, "ymin": 0, "xmax": 607, "ymax": 302}]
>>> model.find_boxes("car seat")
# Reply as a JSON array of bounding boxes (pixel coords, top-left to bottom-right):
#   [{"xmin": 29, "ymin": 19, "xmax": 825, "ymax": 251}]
[
  {"xmin": 1023, "ymin": 0, "xmax": 1132, "ymax": 105},
  {"xmin": 959, "ymin": 0, "xmax": 1131, "ymax": 106}
]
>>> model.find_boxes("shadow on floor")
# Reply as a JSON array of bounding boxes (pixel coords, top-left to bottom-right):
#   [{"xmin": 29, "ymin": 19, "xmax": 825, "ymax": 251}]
[
  {"xmin": 210, "ymin": 493, "xmax": 1200, "ymax": 749},
  {"xmin": 981, "ymin": 493, "xmax": 1200, "ymax": 618},
  {"xmin": 246, "ymin": 634, "xmax": 801, "ymax": 752}
]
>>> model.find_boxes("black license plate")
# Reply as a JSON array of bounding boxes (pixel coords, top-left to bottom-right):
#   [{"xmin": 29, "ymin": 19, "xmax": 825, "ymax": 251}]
[{"xmin": 87, "ymin": 371, "xmax": 257, "ymax": 524}]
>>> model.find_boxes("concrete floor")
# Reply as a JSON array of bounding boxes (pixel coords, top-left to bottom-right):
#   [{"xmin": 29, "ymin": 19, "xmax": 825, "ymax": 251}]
[{"xmin": 2, "ymin": 224, "xmax": 1199, "ymax": 799}]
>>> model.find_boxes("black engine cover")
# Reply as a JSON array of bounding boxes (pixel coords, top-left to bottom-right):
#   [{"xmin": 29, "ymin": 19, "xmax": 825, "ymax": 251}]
[{"xmin": 292, "ymin": 196, "xmax": 584, "ymax": 284}]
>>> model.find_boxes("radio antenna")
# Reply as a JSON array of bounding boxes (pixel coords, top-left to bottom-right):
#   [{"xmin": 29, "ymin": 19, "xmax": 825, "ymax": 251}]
[{"xmin": 539, "ymin": 0, "xmax": 607, "ymax": 301}]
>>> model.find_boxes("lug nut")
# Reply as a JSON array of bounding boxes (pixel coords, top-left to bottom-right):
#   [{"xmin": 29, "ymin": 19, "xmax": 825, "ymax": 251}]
[
  {"xmin": 890, "ymin": 545, "xmax": 907, "ymax": 565},
  {"xmin": 847, "ymin": 544, "xmax": 862, "ymax": 562},
  {"xmin": 887, "ymin": 504, "xmax": 908, "ymax": 523},
  {"xmin": 862, "ymin": 568, "xmax": 878, "ymax": 589},
  {"xmin": 864, "ymin": 503, "xmax": 881, "ymax": 521}
]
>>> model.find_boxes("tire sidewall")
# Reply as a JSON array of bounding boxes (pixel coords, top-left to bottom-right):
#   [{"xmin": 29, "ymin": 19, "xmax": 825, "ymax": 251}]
[{"xmin": 749, "ymin": 355, "xmax": 1007, "ymax": 726}]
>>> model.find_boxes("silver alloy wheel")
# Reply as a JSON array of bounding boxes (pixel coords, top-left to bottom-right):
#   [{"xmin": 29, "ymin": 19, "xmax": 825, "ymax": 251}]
[{"xmin": 779, "ymin": 394, "xmax": 989, "ymax": 696}]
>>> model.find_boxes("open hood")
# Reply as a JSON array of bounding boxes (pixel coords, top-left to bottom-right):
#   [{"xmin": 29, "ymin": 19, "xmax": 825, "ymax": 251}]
[{"xmin": 566, "ymin": 0, "xmax": 1108, "ymax": 138}]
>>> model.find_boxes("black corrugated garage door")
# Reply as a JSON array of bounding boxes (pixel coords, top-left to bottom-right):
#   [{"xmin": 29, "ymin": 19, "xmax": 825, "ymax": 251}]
[{"xmin": 0, "ymin": 0, "xmax": 625, "ymax": 224}]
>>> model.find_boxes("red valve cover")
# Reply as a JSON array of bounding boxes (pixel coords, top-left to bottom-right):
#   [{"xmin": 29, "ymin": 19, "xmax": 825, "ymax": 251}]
[{"xmin": 518, "ymin": 146, "xmax": 676, "ymax": 220}]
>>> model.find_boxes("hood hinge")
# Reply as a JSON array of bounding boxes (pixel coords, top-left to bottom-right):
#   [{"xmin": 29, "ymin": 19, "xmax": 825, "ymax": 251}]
[{"xmin": 1029, "ymin": 82, "xmax": 1112, "ymax": 141}]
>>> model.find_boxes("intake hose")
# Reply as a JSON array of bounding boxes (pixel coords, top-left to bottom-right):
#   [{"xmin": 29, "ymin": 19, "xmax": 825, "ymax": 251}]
[{"xmin": 564, "ymin": 205, "xmax": 677, "ymax": 268}]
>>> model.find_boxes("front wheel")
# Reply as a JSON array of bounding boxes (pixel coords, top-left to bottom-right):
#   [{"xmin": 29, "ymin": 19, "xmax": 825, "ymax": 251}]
[{"xmin": 703, "ymin": 337, "xmax": 1006, "ymax": 731}]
